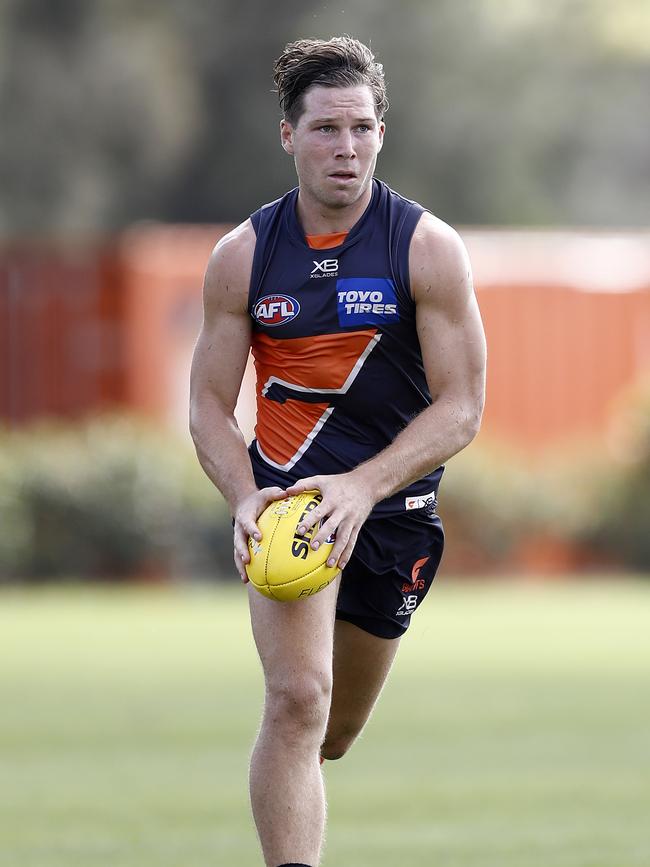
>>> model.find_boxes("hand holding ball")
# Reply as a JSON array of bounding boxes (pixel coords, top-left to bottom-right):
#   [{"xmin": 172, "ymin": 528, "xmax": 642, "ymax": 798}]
[{"xmin": 246, "ymin": 490, "xmax": 339, "ymax": 601}]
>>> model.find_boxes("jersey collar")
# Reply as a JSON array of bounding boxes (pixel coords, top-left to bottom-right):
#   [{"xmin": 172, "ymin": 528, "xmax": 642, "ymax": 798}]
[{"xmin": 285, "ymin": 178, "xmax": 383, "ymax": 252}]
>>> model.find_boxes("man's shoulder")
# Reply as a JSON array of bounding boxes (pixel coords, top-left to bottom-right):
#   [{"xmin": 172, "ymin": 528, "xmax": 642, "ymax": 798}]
[
  {"xmin": 214, "ymin": 185, "xmax": 296, "ymax": 255},
  {"xmin": 210, "ymin": 219, "xmax": 256, "ymax": 268},
  {"xmin": 250, "ymin": 187, "xmax": 298, "ymax": 235},
  {"xmin": 411, "ymin": 210, "xmax": 464, "ymax": 250},
  {"xmin": 377, "ymin": 179, "xmax": 454, "ymax": 240},
  {"xmin": 203, "ymin": 219, "xmax": 256, "ymax": 313},
  {"xmin": 409, "ymin": 212, "xmax": 472, "ymax": 306},
  {"xmin": 378, "ymin": 178, "xmax": 420, "ymax": 208}
]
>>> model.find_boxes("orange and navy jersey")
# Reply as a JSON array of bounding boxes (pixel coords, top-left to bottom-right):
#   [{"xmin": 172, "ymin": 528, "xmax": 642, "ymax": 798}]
[{"xmin": 247, "ymin": 178, "xmax": 443, "ymax": 516}]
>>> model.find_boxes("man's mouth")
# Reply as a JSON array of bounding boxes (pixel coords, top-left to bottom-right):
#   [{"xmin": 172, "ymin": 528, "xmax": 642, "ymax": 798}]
[{"xmin": 329, "ymin": 171, "xmax": 356, "ymax": 180}]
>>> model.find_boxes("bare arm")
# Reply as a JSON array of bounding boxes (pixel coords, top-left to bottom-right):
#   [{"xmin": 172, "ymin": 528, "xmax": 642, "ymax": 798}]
[
  {"xmin": 189, "ymin": 220, "xmax": 285, "ymax": 580},
  {"xmin": 286, "ymin": 212, "xmax": 487, "ymax": 567},
  {"xmin": 354, "ymin": 212, "xmax": 486, "ymax": 498}
]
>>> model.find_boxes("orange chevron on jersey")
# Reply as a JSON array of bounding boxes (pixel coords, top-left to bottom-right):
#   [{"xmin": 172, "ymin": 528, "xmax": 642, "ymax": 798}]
[{"xmin": 252, "ymin": 329, "xmax": 380, "ymax": 470}]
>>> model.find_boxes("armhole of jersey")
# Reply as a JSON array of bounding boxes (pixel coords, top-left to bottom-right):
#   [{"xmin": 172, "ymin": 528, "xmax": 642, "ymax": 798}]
[
  {"xmin": 392, "ymin": 201, "xmax": 425, "ymax": 307},
  {"xmin": 248, "ymin": 209, "xmax": 265, "ymax": 313}
]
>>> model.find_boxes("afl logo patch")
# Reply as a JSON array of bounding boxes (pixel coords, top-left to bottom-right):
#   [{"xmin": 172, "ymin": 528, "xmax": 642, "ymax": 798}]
[{"xmin": 254, "ymin": 294, "xmax": 301, "ymax": 327}]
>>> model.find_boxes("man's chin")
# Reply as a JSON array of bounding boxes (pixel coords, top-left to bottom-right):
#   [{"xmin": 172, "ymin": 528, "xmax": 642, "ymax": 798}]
[{"xmin": 318, "ymin": 184, "xmax": 364, "ymax": 209}]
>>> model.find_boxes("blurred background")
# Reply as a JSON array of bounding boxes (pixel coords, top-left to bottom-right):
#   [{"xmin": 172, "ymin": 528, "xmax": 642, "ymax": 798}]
[
  {"xmin": 1, "ymin": 2, "xmax": 649, "ymax": 866},
  {"xmin": 2, "ymin": 0, "xmax": 650, "ymax": 581}
]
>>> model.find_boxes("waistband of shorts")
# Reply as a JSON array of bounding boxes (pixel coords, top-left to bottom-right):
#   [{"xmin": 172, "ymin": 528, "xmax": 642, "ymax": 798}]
[{"xmin": 248, "ymin": 441, "xmax": 444, "ymax": 518}]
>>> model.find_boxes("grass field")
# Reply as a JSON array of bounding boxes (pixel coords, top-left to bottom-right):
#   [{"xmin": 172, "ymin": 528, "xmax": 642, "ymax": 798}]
[{"xmin": 1, "ymin": 578, "xmax": 649, "ymax": 867}]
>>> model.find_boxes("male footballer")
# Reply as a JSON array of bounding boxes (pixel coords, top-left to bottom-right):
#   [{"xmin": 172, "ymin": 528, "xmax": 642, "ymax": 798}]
[{"xmin": 190, "ymin": 36, "xmax": 486, "ymax": 867}]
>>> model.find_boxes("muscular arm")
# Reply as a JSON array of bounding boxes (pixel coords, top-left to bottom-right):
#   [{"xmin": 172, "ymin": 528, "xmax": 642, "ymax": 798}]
[
  {"xmin": 189, "ymin": 220, "xmax": 284, "ymax": 579},
  {"xmin": 286, "ymin": 212, "xmax": 486, "ymax": 567},
  {"xmin": 354, "ymin": 212, "xmax": 486, "ymax": 498}
]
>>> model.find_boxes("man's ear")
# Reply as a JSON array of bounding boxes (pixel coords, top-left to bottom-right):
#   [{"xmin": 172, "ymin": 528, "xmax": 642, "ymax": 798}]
[
  {"xmin": 280, "ymin": 119, "xmax": 295, "ymax": 155},
  {"xmin": 377, "ymin": 120, "xmax": 386, "ymax": 153}
]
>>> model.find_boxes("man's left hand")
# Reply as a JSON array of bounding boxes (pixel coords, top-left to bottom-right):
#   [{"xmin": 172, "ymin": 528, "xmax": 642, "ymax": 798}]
[{"xmin": 284, "ymin": 472, "xmax": 375, "ymax": 570}]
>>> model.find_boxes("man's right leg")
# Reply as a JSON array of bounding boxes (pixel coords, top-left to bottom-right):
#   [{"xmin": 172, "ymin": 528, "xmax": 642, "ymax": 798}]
[{"xmin": 247, "ymin": 576, "xmax": 340, "ymax": 867}]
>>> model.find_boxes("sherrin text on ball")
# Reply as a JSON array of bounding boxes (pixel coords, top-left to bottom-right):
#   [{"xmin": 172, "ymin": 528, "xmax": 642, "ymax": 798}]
[{"xmin": 246, "ymin": 490, "xmax": 339, "ymax": 601}]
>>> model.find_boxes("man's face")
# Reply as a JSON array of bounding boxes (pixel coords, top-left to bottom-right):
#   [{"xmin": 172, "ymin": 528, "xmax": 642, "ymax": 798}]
[{"xmin": 280, "ymin": 84, "xmax": 385, "ymax": 211}]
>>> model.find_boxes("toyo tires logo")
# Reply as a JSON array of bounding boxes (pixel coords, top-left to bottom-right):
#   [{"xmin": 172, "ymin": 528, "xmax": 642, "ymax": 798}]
[{"xmin": 254, "ymin": 294, "xmax": 300, "ymax": 327}]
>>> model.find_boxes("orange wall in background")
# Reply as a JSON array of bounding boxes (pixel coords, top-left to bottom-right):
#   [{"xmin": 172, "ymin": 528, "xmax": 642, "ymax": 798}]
[
  {"xmin": 117, "ymin": 226, "xmax": 217, "ymax": 422},
  {"xmin": 115, "ymin": 224, "xmax": 259, "ymax": 440},
  {"xmin": 2, "ymin": 227, "xmax": 650, "ymax": 455},
  {"xmin": 463, "ymin": 230, "xmax": 650, "ymax": 453},
  {"xmin": 476, "ymin": 283, "xmax": 650, "ymax": 452},
  {"xmin": 0, "ymin": 243, "xmax": 125, "ymax": 422}
]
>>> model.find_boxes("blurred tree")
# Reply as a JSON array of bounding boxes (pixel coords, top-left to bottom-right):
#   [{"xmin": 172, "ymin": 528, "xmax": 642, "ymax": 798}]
[{"xmin": 1, "ymin": 0, "xmax": 649, "ymax": 235}]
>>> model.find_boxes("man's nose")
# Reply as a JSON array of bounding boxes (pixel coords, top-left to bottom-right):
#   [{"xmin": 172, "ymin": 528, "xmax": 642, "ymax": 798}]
[{"xmin": 334, "ymin": 129, "xmax": 356, "ymax": 159}]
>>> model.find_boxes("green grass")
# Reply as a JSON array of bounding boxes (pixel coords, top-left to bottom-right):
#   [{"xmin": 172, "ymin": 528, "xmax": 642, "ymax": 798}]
[{"xmin": 1, "ymin": 578, "xmax": 649, "ymax": 867}]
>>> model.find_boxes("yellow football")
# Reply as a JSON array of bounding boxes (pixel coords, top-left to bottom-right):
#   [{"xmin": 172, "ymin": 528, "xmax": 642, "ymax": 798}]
[{"xmin": 246, "ymin": 490, "xmax": 340, "ymax": 601}]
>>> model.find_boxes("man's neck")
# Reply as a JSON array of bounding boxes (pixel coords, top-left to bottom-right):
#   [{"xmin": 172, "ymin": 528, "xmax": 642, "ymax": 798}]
[{"xmin": 295, "ymin": 183, "xmax": 373, "ymax": 235}]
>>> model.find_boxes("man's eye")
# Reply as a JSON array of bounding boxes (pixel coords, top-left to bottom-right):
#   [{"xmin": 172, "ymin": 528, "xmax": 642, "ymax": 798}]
[
  {"xmin": 319, "ymin": 126, "xmax": 334, "ymax": 133},
  {"xmin": 356, "ymin": 125, "xmax": 370, "ymax": 133}
]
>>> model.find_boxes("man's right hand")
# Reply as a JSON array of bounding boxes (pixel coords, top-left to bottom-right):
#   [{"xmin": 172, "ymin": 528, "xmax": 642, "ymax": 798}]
[{"xmin": 232, "ymin": 486, "xmax": 287, "ymax": 582}]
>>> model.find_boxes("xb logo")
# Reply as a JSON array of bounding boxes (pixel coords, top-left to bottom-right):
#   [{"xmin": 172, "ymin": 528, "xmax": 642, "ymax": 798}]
[
  {"xmin": 311, "ymin": 258, "xmax": 338, "ymax": 278},
  {"xmin": 396, "ymin": 595, "xmax": 419, "ymax": 616}
]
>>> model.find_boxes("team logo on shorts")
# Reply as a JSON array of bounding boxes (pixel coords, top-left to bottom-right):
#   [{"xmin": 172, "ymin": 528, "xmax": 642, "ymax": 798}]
[
  {"xmin": 254, "ymin": 294, "xmax": 301, "ymax": 327},
  {"xmin": 397, "ymin": 556, "xmax": 431, "ymax": 614},
  {"xmin": 401, "ymin": 557, "xmax": 429, "ymax": 593}
]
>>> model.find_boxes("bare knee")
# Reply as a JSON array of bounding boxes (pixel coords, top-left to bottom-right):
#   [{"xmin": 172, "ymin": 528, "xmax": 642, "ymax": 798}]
[
  {"xmin": 264, "ymin": 674, "xmax": 332, "ymax": 741},
  {"xmin": 320, "ymin": 720, "xmax": 363, "ymax": 761}
]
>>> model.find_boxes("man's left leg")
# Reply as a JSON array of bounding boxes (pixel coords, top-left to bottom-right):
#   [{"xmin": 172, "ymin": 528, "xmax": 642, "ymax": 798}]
[
  {"xmin": 320, "ymin": 619, "xmax": 400, "ymax": 760},
  {"xmin": 321, "ymin": 515, "xmax": 444, "ymax": 760}
]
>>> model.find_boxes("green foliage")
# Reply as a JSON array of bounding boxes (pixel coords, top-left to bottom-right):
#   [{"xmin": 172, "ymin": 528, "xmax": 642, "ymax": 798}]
[
  {"xmin": 2, "ymin": 0, "xmax": 649, "ymax": 234},
  {"xmin": 587, "ymin": 381, "xmax": 650, "ymax": 569},
  {"xmin": 439, "ymin": 441, "xmax": 543, "ymax": 566},
  {"xmin": 441, "ymin": 378, "xmax": 650, "ymax": 573},
  {"xmin": 439, "ymin": 437, "xmax": 599, "ymax": 572},
  {"xmin": 0, "ymin": 416, "xmax": 232, "ymax": 582},
  {"xmin": 3, "ymin": 397, "xmax": 650, "ymax": 582}
]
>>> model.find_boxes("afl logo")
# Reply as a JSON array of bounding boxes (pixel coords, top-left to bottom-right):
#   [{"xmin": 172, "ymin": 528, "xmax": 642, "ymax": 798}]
[{"xmin": 254, "ymin": 294, "xmax": 301, "ymax": 327}]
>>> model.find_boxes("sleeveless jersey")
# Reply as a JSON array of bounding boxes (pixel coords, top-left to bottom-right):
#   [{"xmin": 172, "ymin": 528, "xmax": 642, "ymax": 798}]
[{"xmin": 247, "ymin": 178, "xmax": 444, "ymax": 517}]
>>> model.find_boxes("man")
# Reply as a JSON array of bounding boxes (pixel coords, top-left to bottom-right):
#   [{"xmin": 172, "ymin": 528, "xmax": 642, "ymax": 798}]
[{"xmin": 190, "ymin": 36, "xmax": 486, "ymax": 867}]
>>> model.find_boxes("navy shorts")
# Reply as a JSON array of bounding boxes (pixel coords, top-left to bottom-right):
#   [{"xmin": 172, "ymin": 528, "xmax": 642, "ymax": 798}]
[
  {"xmin": 249, "ymin": 452, "xmax": 444, "ymax": 640},
  {"xmin": 335, "ymin": 510, "xmax": 444, "ymax": 640}
]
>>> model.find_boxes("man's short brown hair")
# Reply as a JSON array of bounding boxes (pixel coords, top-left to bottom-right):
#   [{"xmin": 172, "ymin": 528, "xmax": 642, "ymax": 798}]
[{"xmin": 273, "ymin": 36, "xmax": 388, "ymax": 125}]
